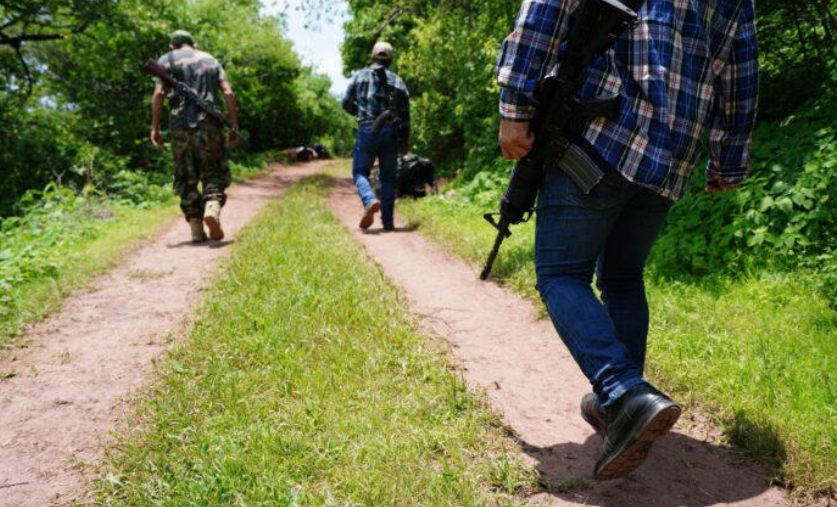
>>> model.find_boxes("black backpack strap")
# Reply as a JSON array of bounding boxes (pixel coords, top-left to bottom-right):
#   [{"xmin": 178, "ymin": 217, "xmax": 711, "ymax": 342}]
[{"xmin": 374, "ymin": 66, "xmax": 393, "ymax": 108}]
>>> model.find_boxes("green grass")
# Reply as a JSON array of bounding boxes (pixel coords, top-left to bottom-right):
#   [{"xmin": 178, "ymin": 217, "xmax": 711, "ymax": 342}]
[
  {"xmin": 399, "ymin": 195, "xmax": 837, "ymax": 498},
  {"xmin": 0, "ymin": 203, "xmax": 179, "ymax": 348},
  {"xmin": 97, "ymin": 176, "xmax": 535, "ymax": 507}
]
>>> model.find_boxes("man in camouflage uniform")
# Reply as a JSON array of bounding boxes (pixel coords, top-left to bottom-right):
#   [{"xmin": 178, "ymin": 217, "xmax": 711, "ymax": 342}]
[{"xmin": 150, "ymin": 30, "xmax": 241, "ymax": 242}]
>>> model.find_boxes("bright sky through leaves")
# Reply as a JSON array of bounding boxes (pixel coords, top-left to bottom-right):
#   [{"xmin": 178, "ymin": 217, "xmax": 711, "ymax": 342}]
[{"xmin": 261, "ymin": 0, "xmax": 349, "ymax": 96}]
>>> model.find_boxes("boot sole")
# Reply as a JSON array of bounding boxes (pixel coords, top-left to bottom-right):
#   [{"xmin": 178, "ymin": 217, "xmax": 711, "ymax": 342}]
[
  {"xmin": 593, "ymin": 403, "xmax": 681, "ymax": 481},
  {"xmin": 359, "ymin": 201, "xmax": 381, "ymax": 230},
  {"xmin": 204, "ymin": 216, "xmax": 225, "ymax": 241}
]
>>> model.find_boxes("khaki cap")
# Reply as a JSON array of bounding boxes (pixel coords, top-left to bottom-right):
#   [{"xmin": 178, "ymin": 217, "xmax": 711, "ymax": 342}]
[{"xmin": 371, "ymin": 41, "xmax": 394, "ymax": 61}]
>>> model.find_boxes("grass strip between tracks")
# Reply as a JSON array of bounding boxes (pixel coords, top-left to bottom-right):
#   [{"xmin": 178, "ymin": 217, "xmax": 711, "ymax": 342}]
[{"xmin": 97, "ymin": 175, "xmax": 535, "ymax": 507}]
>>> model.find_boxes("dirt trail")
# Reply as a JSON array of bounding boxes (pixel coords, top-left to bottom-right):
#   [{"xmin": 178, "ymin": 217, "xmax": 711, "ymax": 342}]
[
  {"xmin": 0, "ymin": 162, "xmax": 324, "ymax": 507},
  {"xmin": 329, "ymin": 178, "xmax": 787, "ymax": 507}
]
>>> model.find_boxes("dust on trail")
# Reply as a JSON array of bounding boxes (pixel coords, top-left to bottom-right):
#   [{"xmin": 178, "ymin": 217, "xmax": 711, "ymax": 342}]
[
  {"xmin": 0, "ymin": 161, "xmax": 325, "ymax": 507},
  {"xmin": 328, "ymin": 178, "xmax": 787, "ymax": 507}
]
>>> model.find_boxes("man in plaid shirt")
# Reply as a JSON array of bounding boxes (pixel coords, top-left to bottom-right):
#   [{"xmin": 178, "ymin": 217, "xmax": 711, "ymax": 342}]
[
  {"xmin": 497, "ymin": 0, "xmax": 759, "ymax": 479},
  {"xmin": 343, "ymin": 41, "xmax": 411, "ymax": 231}
]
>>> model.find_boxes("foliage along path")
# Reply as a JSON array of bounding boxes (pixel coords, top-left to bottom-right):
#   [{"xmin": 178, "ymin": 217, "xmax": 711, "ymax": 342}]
[
  {"xmin": 0, "ymin": 161, "xmax": 328, "ymax": 507},
  {"xmin": 327, "ymin": 177, "xmax": 788, "ymax": 507}
]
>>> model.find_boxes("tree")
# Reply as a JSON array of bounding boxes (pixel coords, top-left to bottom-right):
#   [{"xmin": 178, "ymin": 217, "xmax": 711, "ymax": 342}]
[{"xmin": 0, "ymin": 0, "xmax": 117, "ymax": 95}]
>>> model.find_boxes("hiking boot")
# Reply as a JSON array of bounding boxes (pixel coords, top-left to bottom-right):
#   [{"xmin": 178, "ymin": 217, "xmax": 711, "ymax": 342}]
[
  {"xmin": 204, "ymin": 200, "xmax": 225, "ymax": 241},
  {"xmin": 581, "ymin": 393, "xmax": 607, "ymax": 436},
  {"xmin": 359, "ymin": 199, "xmax": 381, "ymax": 230},
  {"xmin": 593, "ymin": 384, "xmax": 681, "ymax": 481},
  {"xmin": 189, "ymin": 218, "xmax": 208, "ymax": 243}
]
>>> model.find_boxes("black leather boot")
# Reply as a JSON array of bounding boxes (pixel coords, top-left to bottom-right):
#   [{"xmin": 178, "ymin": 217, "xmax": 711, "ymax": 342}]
[
  {"xmin": 581, "ymin": 393, "xmax": 607, "ymax": 436},
  {"xmin": 593, "ymin": 383, "xmax": 681, "ymax": 481}
]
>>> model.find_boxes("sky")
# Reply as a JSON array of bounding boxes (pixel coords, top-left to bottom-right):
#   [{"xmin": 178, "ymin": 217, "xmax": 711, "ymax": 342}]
[{"xmin": 261, "ymin": 1, "xmax": 350, "ymax": 96}]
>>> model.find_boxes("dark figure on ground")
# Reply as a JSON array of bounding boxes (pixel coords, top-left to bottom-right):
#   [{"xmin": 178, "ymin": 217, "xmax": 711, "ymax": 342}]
[
  {"xmin": 342, "ymin": 41, "xmax": 411, "ymax": 231},
  {"xmin": 295, "ymin": 146, "xmax": 318, "ymax": 162},
  {"xmin": 151, "ymin": 30, "xmax": 241, "ymax": 243},
  {"xmin": 496, "ymin": 0, "xmax": 759, "ymax": 479},
  {"xmin": 374, "ymin": 154, "xmax": 437, "ymax": 199},
  {"xmin": 396, "ymin": 154, "xmax": 436, "ymax": 198},
  {"xmin": 312, "ymin": 143, "xmax": 331, "ymax": 160}
]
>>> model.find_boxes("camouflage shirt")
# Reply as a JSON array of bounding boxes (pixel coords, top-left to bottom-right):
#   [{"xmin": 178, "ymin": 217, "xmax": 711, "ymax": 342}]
[{"xmin": 155, "ymin": 48, "xmax": 227, "ymax": 130}]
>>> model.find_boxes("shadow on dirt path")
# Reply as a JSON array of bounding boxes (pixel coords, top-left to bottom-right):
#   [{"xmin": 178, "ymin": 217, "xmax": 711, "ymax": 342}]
[
  {"xmin": 328, "ymin": 177, "xmax": 787, "ymax": 507},
  {"xmin": 0, "ymin": 161, "xmax": 328, "ymax": 507}
]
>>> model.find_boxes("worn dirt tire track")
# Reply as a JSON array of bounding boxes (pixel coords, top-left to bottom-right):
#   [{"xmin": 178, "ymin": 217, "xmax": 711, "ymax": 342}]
[
  {"xmin": 328, "ymin": 178, "xmax": 788, "ymax": 507},
  {"xmin": 0, "ymin": 161, "xmax": 325, "ymax": 507}
]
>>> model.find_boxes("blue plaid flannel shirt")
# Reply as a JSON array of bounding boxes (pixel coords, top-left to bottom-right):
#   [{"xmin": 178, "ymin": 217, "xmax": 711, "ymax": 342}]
[
  {"xmin": 497, "ymin": 0, "xmax": 759, "ymax": 200},
  {"xmin": 342, "ymin": 65, "xmax": 411, "ymax": 132}
]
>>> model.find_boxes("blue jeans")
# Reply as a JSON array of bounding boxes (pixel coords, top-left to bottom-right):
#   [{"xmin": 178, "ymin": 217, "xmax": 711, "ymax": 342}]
[
  {"xmin": 352, "ymin": 123, "xmax": 398, "ymax": 228},
  {"xmin": 535, "ymin": 166, "xmax": 672, "ymax": 407}
]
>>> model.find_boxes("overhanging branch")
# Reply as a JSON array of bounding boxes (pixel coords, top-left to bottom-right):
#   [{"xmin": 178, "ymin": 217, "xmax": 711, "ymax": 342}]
[{"xmin": 0, "ymin": 33, "xmax": 66, "ymax": 47}]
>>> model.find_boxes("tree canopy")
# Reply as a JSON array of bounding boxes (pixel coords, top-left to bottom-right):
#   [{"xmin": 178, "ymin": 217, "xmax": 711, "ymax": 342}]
[{"xmin": 0, "ymin": 0, "xmax": 352, "ymax": 215}]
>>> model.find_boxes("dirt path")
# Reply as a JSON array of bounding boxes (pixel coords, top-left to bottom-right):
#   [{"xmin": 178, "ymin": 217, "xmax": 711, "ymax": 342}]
[
  {"xmin": 328, "ymin": 178, "xmax": 787, "ymax": 507},
  {"xmin": 0, "ymin": 162, "xmax": 324, "ymax": 507}
]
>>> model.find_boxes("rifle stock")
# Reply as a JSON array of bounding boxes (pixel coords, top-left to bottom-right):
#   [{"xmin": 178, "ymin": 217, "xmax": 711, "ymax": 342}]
[{"xmin": 143, "ymin": 58, "xmax": 177, "ymax": 88}]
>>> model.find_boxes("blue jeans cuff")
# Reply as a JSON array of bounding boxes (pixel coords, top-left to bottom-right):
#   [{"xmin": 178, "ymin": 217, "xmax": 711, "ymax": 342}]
[{"xmin": 600, "ymin": 377, "xmax": 647, "ymax": 408}]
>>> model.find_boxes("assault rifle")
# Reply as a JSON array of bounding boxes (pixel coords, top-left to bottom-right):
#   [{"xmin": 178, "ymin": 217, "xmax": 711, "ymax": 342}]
[
  {"xmin": 371, "ymin": 65, "xmax": 409, "ymax": 151},
  {"xmin": 143, "ymin": 58, "xmax": 233, "ymax": 129},
  {"xmin": 480, "ymin": 0, "xmax": 645, "ymax": 281}
]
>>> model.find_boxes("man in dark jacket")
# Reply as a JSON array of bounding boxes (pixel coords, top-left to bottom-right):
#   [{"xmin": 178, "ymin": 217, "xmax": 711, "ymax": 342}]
[
  {"xmin": 342, "ymin": 41, "xmax": 411, "ymax": 231},
  {"xmin": 497, "ymin": 0, "xmax": 758, "ymax": 480}
]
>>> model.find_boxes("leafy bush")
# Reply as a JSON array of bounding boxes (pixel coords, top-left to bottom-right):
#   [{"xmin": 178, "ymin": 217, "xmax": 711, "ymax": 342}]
[
  {"xmin": 107, "ymin": 170, "xmax": 173, "ymax": 208},
  {"xmin": 651, "ymin": 94, "xmax": 837, "ymax": 307},
  {"xmin": 0, "ymin": 185, "xmax": 102, "ymax": 316}
]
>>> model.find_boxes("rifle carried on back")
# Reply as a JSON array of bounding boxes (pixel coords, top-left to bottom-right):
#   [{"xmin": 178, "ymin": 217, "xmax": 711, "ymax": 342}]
[
  {"xmin": 143, "ymin": 58, "xmax": 233, "ymax": 129},
  {"xmin": 371, "ymin": 65, "xmax": 409, "ymax": 151},
  {"xmin": 480, "ymin": 0, "xmax": 645, "ymax": 281}
]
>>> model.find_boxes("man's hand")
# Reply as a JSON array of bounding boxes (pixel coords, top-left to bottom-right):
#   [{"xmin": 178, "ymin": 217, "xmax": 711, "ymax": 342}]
[
  {"xmin": 228, "ymin": 130, "xmax": 241, "ymax": 149},
  {"xmin": 705, "ymin": 175, "xmax": 739, "ymax": 194},
  {"xmin": 150, "ymin": 128, "xmax": 164, "ymax": 150},
  {"xmin": 499, "ymin": 120, "xmax": 534, "ymax": 160}
]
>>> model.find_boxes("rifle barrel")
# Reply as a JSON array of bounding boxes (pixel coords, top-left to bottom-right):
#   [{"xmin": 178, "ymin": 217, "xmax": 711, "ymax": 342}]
[{"xmin": 481, "ymin": 220, "xmax": 510, "ymax": 280}]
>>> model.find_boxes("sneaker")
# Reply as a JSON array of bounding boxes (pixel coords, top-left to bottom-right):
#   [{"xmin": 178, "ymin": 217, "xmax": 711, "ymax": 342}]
[
  {"xmin": 359, "ymin": 200, "xmax": 381, "ymax": 230},
  {"xmin": 593, "ymin": 384, "xmax": 681, "ymax": 481},
  {"xmin": 204, "ymin": 200, "xmax": 225, "ymax": 241},
  {"xmin": 189, "ymin": 218, "xmax": 208, "ymax": 243},
  {"xmin": 581, "ymin": 393, "xmax": 607, "ymax": 436}
]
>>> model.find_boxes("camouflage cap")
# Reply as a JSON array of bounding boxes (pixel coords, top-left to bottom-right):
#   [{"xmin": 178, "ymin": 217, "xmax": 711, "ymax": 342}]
[{"xmin": 170, "ymin": 30, "xmax": 195, "ymax": 47}]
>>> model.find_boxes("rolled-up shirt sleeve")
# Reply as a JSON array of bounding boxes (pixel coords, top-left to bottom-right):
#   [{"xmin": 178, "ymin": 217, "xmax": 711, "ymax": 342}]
[
  {"xmin": 496, "ymin": 0, "xmax": 568, "ymax": 122},
  {"xmin": 707, "ymin": 0, "xmax": 759, "ymax": 187}
]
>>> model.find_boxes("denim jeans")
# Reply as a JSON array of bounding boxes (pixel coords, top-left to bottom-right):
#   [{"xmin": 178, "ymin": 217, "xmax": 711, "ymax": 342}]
[
  {"xmin": 352, "ymin": 123, "xmax": 398, "ymax": 228},
  {"xmin": 535, "ymin": 165, "xmax": 672, "ymax": 407}
]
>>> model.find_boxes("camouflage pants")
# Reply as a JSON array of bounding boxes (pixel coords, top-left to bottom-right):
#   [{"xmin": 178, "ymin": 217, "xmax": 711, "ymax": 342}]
[{"xmin": 170, "ymin": 122, "xmax": 231, "ymax": 220}]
